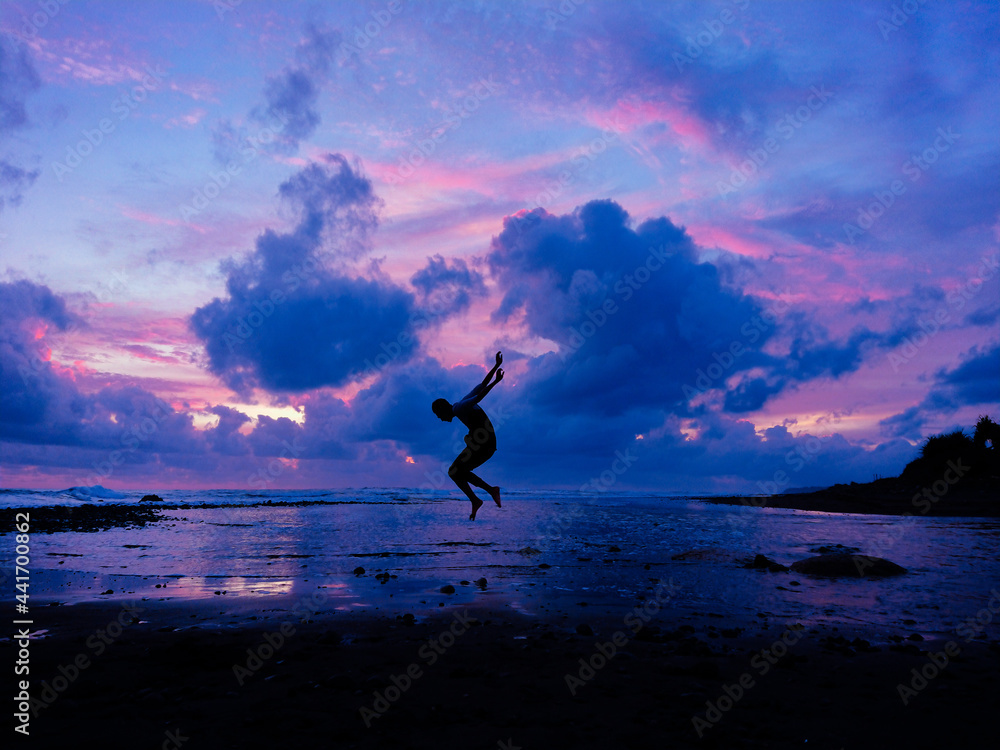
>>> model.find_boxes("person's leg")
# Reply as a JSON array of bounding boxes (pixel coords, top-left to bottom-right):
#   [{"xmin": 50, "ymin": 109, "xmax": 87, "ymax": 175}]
[
  {"xmin": 449, "ymin": 454, "xmax": 484, "ymax": 519},
  {"xmin": 463, "ymin": 443, "xmax": 501, "ymax": 508},
  {"xmin": 467, "ymin": 470, "xmax": 501, "ymax": 508}
]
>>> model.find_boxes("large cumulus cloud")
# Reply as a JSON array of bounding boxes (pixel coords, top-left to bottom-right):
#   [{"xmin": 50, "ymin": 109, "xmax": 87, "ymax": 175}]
[
  {"xmin": 488, "ymin": 200, "xmax": 775, "ymax": 419},
  {"xmin": 190, "ymin": 154, "xmax": 426, "ymax": 395},
  {"xmin": 0, "ymin": 280, "xmax": 86, "ymax": 439},
  {"xmin": 490, "ymin": 200, "xmax": 919, "ymax": 427},
  {"xmin": 0, "ymin": 280, "xmax": 211, "ymax": 485}
]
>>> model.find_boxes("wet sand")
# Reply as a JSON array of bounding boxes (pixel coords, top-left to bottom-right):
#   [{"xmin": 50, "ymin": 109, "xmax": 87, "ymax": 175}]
[{"xmin": 13, "ymin": 594, "xmax": 999, "ymax": 749}]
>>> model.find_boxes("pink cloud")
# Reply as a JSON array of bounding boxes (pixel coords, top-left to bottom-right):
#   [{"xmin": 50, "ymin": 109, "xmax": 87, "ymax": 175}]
[
  {"xmin": 584, "ymin": 94, "xmax": 714, "ymax": 152},
  {"xmin": 119, "ymin": 205, "xmax": 188, "ymax": 229},
  {"xmin": 163, "ymin": 108, "xmax": 207, "ymax": 129}
]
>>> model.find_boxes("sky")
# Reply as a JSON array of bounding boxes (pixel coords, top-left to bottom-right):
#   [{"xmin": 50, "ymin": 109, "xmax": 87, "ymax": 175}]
[{"xmin": 0, "ymin": 0, "xmax": 998, "ymax": 493}]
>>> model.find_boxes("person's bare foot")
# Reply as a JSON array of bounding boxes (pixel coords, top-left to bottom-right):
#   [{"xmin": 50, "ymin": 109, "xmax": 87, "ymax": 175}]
[
  {"xmin": 488, "ymin": 485, "xmax": 502, "ymax": 508},
  {"xmin": 469, "ymin": 496, "xmax": 484, "ymax": 520}
]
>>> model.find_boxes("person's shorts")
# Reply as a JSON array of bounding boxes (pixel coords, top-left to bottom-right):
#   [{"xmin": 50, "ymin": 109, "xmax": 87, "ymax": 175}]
[{"xmin": 448, "ymin": 429, "xmax": 496, "ymax": 478}]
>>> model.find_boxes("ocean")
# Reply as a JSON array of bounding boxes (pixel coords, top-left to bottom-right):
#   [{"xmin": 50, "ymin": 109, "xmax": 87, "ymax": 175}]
[{"xmin": 4, "ymin": 486, "xmax": 999, "ymax": 639}]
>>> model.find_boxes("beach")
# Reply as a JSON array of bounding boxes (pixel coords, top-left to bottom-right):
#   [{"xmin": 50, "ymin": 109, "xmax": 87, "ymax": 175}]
[{"xmin": 5, "ymin": 489, "xmax": 1000, "ymax": 748}]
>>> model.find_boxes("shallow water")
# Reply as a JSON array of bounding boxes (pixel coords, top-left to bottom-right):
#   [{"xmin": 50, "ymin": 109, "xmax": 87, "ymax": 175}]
[{"xmin": 5, "ymin": 489, "xmax": 1000, "ymax": 638}]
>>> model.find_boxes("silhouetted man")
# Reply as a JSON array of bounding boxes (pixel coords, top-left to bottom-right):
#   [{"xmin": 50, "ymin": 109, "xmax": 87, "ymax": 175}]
[{"xmin": 432, "ymin": 351, "xmax": 504, "ymax": 520}]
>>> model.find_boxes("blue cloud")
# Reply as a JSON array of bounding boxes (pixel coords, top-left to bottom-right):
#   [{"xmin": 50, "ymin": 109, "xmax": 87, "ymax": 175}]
[
  {"xmin": 0, "ymin": 35, "xmax": 41, "ymax": 211},
  {"xmin": 190, "ymin": 155, "xmax": 421, "ymax": 394},
  {"xmin": 487, "ymin": 200, "xmax": 773, "ymax": 418},
  {"xmin": 939, "ymin": 343, "xmax": 1000, "ymax": 406},
  {"xmin": 410, "ymin": 254, "xmax": 485, "ymax": 319}
]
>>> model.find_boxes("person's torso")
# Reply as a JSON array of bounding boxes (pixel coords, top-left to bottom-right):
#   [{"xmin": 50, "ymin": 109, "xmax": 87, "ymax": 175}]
[{"xmin": 454, "ymin": 402, "xmax": 495, "ymax": 436}]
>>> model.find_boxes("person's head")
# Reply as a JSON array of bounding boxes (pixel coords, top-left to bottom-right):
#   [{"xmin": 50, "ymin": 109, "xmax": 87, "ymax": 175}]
[{"xmin": 432, "ymin": 398, "xmax": 453, "ymax": 422}]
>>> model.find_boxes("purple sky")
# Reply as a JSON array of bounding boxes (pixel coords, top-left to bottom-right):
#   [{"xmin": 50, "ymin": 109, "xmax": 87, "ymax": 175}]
[{"xmin": 1, "ymin": 0, "xmax": 997, "ymax": 492}]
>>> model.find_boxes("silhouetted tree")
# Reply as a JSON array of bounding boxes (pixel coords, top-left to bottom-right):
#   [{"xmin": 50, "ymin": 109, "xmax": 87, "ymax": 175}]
[{"xmin": 901, "ymin": 415, "xmax": 998, "ymax": 483}]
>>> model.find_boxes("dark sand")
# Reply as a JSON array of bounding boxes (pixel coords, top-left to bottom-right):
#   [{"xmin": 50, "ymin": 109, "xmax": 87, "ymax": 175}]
[{"xmin": 12, "ymin": 595, "xmax": 999, "ymax": 749}]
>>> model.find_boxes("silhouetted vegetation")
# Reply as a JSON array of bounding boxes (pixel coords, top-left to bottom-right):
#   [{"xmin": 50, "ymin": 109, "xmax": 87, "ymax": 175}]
[{"xmin": 900, "ymin": 415, "xmax": 999, "ymax": 483}]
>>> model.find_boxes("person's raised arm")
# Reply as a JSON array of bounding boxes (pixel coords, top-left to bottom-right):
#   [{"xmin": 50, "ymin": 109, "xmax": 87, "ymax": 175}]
[
  {"xmin": 477, "ymin": 367, "xmax": 503, "ymax": 401},
  {"xmin": 462, "ymin": 352, "xmax": 503, "ymax": 402}
]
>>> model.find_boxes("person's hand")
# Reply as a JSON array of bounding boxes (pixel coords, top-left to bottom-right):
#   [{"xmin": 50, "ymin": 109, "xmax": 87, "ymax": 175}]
[
  {"xmin": 495, "ymin": 351, "xmax": 503, "ymax": 366},
  {"xmin": 495, "ymin": 368, "xmax": 504, "ymax": 381}
]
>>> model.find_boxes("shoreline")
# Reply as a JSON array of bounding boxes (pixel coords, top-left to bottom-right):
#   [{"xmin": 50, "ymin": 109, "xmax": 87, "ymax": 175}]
[
  {"xmin": 701, "ymin": 491, "xmax": 1000, "ymax": 517},
  {"xmin": 14, "ymin": 598, "xmax": 999, "ymax": 748}
]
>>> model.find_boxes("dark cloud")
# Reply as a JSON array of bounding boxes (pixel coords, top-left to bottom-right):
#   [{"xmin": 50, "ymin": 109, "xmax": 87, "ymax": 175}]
[
  {"xmin": 938, "ymin": 343, "xmax": 1000, "ymax": 406},
  {"xmin": 205, "ymin": 405, "xmax": 251, "ymax": 456},
  {"xmin": 0, "ymin": 280, "xmax": 84, "ymax": 439},
  {"xmin": 487, "ymin": 200, "xmax": 773, "ymax": 418},
  {"xmin": 879, "ymin": 406, "xmax": 925, "ymax": 439},
  {"xmin": 0, "ymin": 35, "xmax": 40, "ymax": 134},
  {"xmin": 0, "ymin": 280, "xmax": 358, "ymax": 484},
  {"xmin": 349, "ymin": 357, "xmax": 489, "ymax": 456},
  {"xmin": 0, "ymin": 280, "xmax": 206, "ymax": 469},
  {"xmin": 190, "ymin": 155, "xmax": 422, "ymax": 394},
  {"xmin": 212, "ymin": 21, "xmax": 341, "ymax": 162},
  {"xmin": 0, "ymin": 159, "xmax": 39, "ymax": 211},
  {"xmin": 410, "ymin": 255, "xmax": 486, "ymax": 319},
  {"xmin": 880, "ymin": 343, "xmax": 999, "ymax": 439},
  {"xmin": 0, "ymin": 34, "xmax": 41, "ymax": 211}
]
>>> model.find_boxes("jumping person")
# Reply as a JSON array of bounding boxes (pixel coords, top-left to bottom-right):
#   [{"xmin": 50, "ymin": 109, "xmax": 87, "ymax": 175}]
[{"xmin": 432, "ymin": 351, "xmax": 504, "ymax": 520}]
